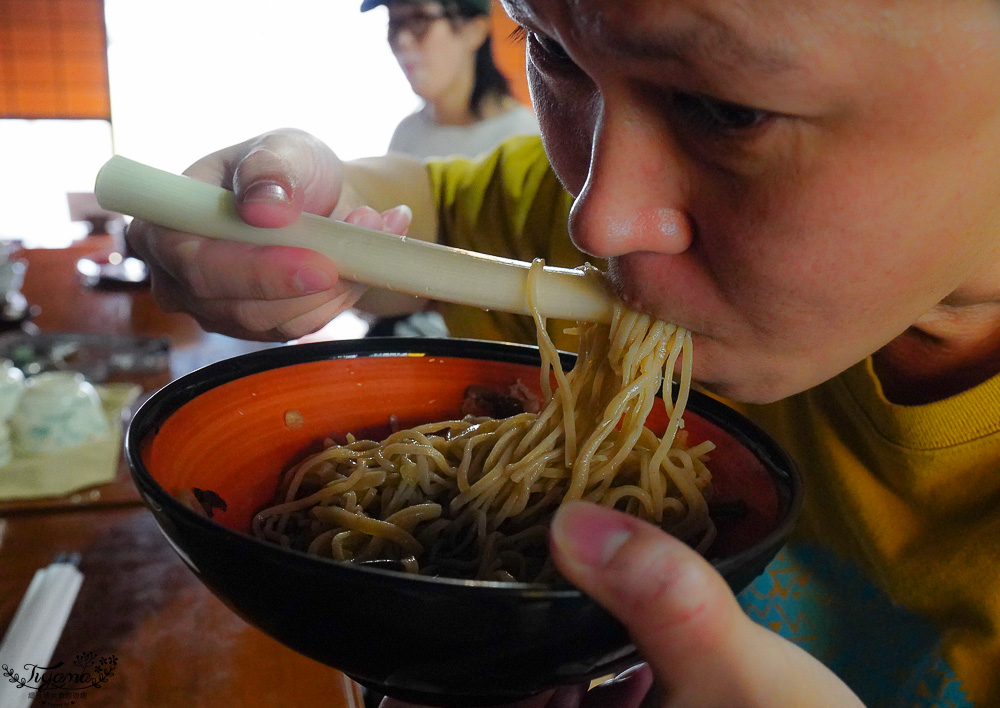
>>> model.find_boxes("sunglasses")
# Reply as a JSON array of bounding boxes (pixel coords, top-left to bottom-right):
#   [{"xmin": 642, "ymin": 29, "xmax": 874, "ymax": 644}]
[{"xmin": 387, "ymin": 8, "xmax": 453, "ymax": 43}]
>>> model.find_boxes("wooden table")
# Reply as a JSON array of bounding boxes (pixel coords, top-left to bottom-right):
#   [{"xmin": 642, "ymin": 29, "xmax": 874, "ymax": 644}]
[{"xmin": 0, "ymin": 242, "xmax": 364, "ymax": 707}]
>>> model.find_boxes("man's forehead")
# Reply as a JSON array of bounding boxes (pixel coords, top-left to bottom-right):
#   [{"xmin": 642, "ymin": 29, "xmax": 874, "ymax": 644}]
[
  {"xmin": 500, "ymin": 0, "xmax": 800, "ymax": 75},
  {"xmin": 500, "ymin": 0, "xmax": 592, "ymax": 25}
]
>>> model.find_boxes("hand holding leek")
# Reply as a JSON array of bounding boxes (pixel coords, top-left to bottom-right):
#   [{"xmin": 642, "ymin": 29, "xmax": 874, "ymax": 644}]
[{"xmin": 102, "ymin": 130, "xmax": 611, "ymax": 342}]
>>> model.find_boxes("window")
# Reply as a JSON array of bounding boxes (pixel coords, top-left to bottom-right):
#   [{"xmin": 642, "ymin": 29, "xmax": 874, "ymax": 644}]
[
  {"xmin": 104, "ymin": 0, "xmax": 415, "ymax": 172},
  {"xmin": 1, "ymin": 0, "xmax": 417, "ymax": 247}
]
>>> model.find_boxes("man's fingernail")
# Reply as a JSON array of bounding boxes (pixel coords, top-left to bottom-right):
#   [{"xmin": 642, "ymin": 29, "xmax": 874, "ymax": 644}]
[
  {"xmin": 384, "ymin": 204, "xmax": 413, "ymax": 219},
  {"xmin": 243, "ymin": 181, "xmax": 291, "ymax": 204},
  {"xmin": 382, "ymin": 205, "xmax": 413, "ymax": 233},
  {"xmin": 551, "ymin": 502, "xmax": 633, "ymax": 568},
  {"xmin": 294, "ymin": 266, "xmax": 333, "ymax": 294},
  {"xmin": 345, "ymin": 206, "xmax": 383, "ymax": 229}
]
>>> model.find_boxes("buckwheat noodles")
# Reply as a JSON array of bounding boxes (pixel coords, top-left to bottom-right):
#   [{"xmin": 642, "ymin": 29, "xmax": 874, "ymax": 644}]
[{"xmin": 251, "ymin": 261, "xmax": 716, "ymax": 583}]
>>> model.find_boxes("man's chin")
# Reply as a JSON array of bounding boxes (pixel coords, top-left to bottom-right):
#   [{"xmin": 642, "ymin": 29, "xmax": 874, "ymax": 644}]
[{"xmin": 685, "ymin": 348, "xmax": 798, "ymax": 405}]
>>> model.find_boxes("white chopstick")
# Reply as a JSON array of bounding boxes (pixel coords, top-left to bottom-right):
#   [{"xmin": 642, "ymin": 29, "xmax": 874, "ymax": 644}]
[
  {"xmin": 94, "ymin": 156, "xmax": 615, "ymax": 324},
  {"xmin": 0, "ymin": 554, "xmax": 83, "ymax": 708}
]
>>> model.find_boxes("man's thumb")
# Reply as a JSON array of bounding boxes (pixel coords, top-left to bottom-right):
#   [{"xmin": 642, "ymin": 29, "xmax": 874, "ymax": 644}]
[{"xmin": 549, "ymin": 501, "xmax": 756, "ymax": 703}]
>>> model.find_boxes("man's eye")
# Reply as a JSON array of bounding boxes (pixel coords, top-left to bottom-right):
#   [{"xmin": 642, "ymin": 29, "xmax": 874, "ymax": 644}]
[
  {"xmin": 673, "ymin": 92, "xmax": 771, "ymax": 134},
  {"xmin": 533, "ymin": 34, "xmax": 572, "ymax": 63},
  {"xmin": 515, "ymin": 28, "xmax": 575, "ymax": 69}
]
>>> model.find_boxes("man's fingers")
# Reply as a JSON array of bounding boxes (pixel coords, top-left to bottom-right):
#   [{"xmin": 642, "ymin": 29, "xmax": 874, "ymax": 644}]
[
  {"xmin": 230, "ymin": 145, "xmax": 308, "ymax": 228},
  {"xmin": 345, "ymin": 205, "xmax": 388, "ymax": 230},
  {"xmin": 188, "ymin": 287, "xmax": 360, "ymax": 341},
  {"xmin": 342, "ymin": 204, "xmax": 414, "ymax": 235},
  {"xmin": 183, "ymin": 128, "xmax": 344, "ymax": 229},
  {"xmin": 272, "ymin": 282, "xmax": 368, "ymax": 339},
  {"xmin": 550, "ymin": 502, "xmax": 865, "ymax": 707},
  {"xmin": 151, "ymin": 233, "xmax": 339, "ymax": 302},
  {"xmin": 148, "ymin": 262, "xmax": 363, "ymax": 341},
  {"xmin": 235, "ymin": 130, "xmax": 343, "ymax": 223},
  {"xmin": 550, "ymin": 501, "xmax": 738, "ymax": 657},
  {"xmin": 549, "ymin": 501, "xmax": 756, "ymax": 706}
]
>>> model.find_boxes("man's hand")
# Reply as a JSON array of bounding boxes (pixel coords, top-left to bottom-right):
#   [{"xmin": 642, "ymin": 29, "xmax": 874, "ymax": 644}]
[
  {"xmin": 543, "ymin": 501, "xmax": 864, "ymax": 708},
  {"xmin": 126, "ymin": 128, "xmax": 415, "ymax": 341}
]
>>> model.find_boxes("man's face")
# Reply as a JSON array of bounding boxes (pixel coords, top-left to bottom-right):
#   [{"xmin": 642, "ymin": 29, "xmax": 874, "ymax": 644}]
[{"xmin": 501, "ymin": 0, "xmax": 1000, "ymax": 403}]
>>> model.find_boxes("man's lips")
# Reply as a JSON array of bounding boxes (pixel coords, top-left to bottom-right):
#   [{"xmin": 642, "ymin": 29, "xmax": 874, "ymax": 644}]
[
  {"xmin": 605, "ymin": 256, "xmax": 658, "ymax": 315},
  {"xmin": 605, "ymin": 254, "xmax": 705, "ymax": 336}
]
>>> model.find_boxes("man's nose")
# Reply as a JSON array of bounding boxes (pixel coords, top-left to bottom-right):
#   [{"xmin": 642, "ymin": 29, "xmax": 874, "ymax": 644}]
[{"xmin": 568, "ymin": 101, "xmax": 693, "ymax": 259}]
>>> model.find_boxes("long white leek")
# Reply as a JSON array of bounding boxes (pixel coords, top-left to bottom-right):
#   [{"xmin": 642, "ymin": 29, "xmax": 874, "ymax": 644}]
[{"xmin": 94, "ymin": 156, "xmax": 614, "ymax": 324}]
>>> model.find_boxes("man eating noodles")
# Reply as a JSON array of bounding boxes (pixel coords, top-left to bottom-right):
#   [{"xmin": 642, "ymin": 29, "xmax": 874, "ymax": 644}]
[{"xmin": 126, "ymin": 0, "xmax": 1000, "ymax": 705}]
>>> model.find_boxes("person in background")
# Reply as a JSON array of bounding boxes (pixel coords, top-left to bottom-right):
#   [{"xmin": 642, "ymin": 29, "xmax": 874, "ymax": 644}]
[
  {"xmin": 362, "ymin": 0, "xmax": 540, "ymax": 337},
  {"xmin": 126, "ymin": 0, "xmax": 1000, "ymax": 704},
  {"xmin": 371, "ymin": 0, "xmax": 539, "ymax": 161}
]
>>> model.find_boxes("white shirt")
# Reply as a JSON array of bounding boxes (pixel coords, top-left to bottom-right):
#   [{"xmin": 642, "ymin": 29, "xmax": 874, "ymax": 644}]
[{"xmin": 388, "ymin": 104, "xmax": 540, "ymax": 161}]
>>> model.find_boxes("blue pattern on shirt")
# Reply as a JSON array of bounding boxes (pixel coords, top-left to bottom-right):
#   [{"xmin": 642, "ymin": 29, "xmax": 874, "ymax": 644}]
[{"xmin": 737, "ymin": 545, "xmax": 971, "ymax": 707}]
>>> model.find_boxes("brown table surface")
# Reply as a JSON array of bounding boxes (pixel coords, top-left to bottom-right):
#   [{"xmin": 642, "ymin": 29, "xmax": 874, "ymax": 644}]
[{"xmin": 0, "ymin": 241, "xmax": 364, "ymax": 707}]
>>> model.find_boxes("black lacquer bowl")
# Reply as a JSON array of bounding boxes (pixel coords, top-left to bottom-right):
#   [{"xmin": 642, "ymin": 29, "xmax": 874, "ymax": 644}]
[{"xmin": 125, "ymin": 338, "xmax": 802, "ymax": 707}]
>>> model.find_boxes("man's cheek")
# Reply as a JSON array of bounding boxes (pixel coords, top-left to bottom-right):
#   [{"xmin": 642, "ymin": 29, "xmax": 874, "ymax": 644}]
[{"xmin": 530, "ymin": 75, "xmax": 595, "ymax": 196}]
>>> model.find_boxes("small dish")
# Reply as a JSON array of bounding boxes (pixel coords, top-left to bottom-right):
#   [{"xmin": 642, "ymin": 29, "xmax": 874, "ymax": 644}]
[
  {"xmin": 10, "ymin": 371, "xmax": 108, "ymax": 456},
  {"xmin": 0, "ymin": 359, "xmax": 26, "ymax": 421},
  {"xmin": 0, "ymin": 359, "xmax": 26, "ymax": 467}
]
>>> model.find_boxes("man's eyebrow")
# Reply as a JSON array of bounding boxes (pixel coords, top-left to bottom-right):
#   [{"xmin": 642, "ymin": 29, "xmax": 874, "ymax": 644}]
[{"xmin": 608, "ymin": 24, "xmax": 799, "ymax": 76}]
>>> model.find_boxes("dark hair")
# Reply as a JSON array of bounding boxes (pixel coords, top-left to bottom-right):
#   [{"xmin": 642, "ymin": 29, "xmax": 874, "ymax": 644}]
[
  {"xmin": 470, "ymin": 36, "xmax": 513, "ymax": 117},
  {"xmin": 443, "ymin": 1, "xmax": 513, "ymax": 118}
]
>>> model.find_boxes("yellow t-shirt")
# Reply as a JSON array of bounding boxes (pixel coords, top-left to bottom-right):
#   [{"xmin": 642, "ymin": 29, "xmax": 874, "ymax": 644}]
[
  {"xmin": 735, "ymin": 361, "xmax": 1000, "ymax": 707},
  {"xmin": 426, "ymin": 136, "xmax": 1000, "ymax": 707},
  {"xmin": 426, "ymin": 136, "xmax": 591, "ymax": 352}
]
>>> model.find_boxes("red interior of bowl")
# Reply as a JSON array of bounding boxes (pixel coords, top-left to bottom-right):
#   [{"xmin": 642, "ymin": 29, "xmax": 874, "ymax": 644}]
[{"xmin": 142, "ymin": 353, "xmax": 779, "ymax": 559}]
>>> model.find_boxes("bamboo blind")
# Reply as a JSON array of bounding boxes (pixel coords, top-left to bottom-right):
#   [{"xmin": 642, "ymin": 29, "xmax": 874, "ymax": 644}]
[{"xmin": 0, "ymin": 0, "xmax": 110, "ymax": 119}]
